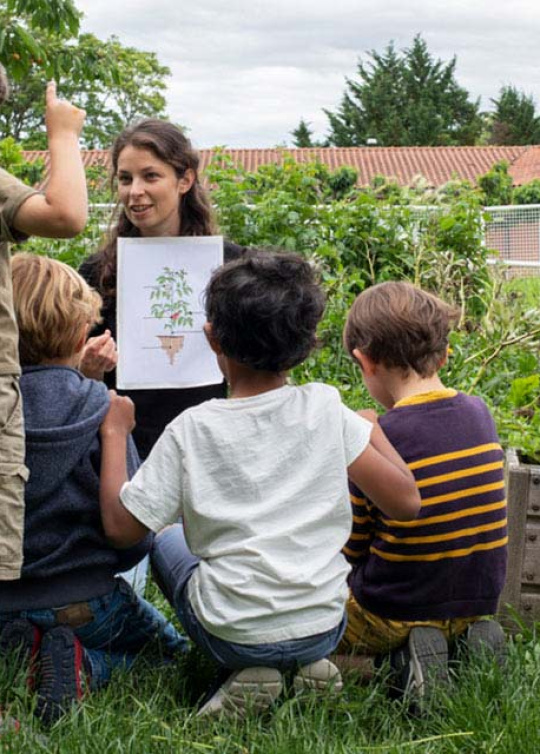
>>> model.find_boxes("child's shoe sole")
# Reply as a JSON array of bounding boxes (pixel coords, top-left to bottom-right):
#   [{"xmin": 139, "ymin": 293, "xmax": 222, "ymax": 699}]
[
  {"xmin": 398, "ymin": 627, "xmax": 449, "ymax": 715},
  {"xmin": 197, "ymin": 667, "xmax": 283, "ymax": 719},
  {"xmin": 466, "ymin": 619, "xmax": 507, "ymax": 669},
  {"xmin": 409, "ymin": 626, "xmax": 449, "ymax": 685},
  {"xmin": 293, "ymin": 658, "xmax": 343, "ymax": 694},
  {"xmin": 0, "ymin": 619, "xmax": 41, "ymax": 689},
  {"xmin": 35, "ymin": 626, "xmax": 85, "ymax": 726}
]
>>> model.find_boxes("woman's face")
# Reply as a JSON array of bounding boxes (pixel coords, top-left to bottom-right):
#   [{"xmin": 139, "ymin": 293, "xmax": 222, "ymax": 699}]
[{"xmin": 116, "ymin": 146, "xmax": 194, "ymax": 237}]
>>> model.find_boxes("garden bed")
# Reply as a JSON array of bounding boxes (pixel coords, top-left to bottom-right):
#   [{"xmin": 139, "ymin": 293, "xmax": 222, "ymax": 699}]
[{"xmin": 500, "ymin": 449, "xmax": 540, "ymax": 628}]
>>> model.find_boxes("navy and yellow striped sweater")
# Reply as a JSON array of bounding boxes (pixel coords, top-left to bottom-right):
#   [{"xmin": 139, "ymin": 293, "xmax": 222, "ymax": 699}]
[{"xmin": 346, "ymin": 389, "xmax": 507, "ymax": 621}]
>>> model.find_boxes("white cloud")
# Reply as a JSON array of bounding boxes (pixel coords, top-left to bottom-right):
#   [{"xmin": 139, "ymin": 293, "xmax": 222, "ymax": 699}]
[{"xmin": 75, "ymin": 0, "xmax": 540, "ymax": 147}]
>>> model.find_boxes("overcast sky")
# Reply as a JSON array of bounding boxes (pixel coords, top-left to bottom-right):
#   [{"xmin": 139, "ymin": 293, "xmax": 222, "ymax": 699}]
[{"xmin": 76, "ymin": 0, "xmax": 540, "ymax": 149}]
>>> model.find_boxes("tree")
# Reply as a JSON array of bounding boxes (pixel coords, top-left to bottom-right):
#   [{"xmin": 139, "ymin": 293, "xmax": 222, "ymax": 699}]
[
  {"xmin": 0, "ymin": 0, "xmax": 80, "ymax": 79},
  {"xmin": 489, "ymin": 86, "xmax": 540, "ymax": 145},
  {"xmin": 1, "ymin": 32, "xmax": 170, "ymax": 148},
  {"xmin": 325, "ymin": 35, "xmax": 482, "ymax": 147},
  {"xmin": 291, "ymin": 119, "xmax": 315, "ymax": 147},
  {"xmin": 0, "ymin": 2, "xmax": 170, "ymax": 148}
]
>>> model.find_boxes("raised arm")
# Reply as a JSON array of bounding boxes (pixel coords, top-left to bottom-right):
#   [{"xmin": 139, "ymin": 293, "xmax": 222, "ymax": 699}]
[
  {"xmin": 348, "ymin": 415, "xmax": 421, "ymax": 521},
  {"xmin": 100, "ymin": 391, "xmax": 149, "ymax": 548},
  {"xmin": 13, "ymin": 82, "xmax": 87, "ymax": 238}
]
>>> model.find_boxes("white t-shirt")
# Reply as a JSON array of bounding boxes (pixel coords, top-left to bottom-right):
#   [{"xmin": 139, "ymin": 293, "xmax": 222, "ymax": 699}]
[{"xmin": 121, "ymin": 382, "xmax": 372, "ymax": 644}]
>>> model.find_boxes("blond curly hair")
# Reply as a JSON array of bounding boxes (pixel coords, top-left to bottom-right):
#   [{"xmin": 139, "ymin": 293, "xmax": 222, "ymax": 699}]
[{"xmin": 12, "ymin": 253, "xmax": 102, "ymax": 366}]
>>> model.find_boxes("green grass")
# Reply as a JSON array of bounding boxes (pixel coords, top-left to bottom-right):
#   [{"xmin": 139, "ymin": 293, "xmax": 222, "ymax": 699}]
[{"xmin": 1, "ymin": 604, "xmax": 539, "ymax": 754}]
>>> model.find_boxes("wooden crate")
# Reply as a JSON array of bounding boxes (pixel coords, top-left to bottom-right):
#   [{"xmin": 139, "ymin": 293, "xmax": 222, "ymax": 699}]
[{"xmin": 499, "ymin": 449, "xmax": 540, "ymax": 628}]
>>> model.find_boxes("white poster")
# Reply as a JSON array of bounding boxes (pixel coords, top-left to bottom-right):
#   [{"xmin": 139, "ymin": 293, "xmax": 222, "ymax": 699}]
[{"xmin": 117, "ymin": 236, "xmax": 224, "ymax": 389}]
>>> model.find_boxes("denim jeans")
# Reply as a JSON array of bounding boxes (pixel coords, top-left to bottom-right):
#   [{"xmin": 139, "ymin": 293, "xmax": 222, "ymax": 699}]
[
  {"xmin": 151, "ymin": 524, "xmax": 346, "ymax": 672},
  {"xmin": 0, "ymin": 578, "xmax": 187, "ymax": 689}
]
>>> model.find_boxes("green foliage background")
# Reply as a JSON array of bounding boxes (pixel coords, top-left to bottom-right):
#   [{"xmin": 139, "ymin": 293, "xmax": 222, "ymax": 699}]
[{"xmin": 10, "ymin": 152, "xmax": 540, "ymax": 463}]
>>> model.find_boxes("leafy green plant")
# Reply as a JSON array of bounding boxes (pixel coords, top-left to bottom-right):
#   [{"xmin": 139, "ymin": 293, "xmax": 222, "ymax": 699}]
[
  {"xmin": 150, "ymin": 267, "xmax": 193, "ymax": 335},
  {"xmin": 20, "ymin": 207, "xmax": 107, "ymax": 268},
  {"xmin": 507, "ymin": 374, "xmax": 540, "ymax": 409},
  {"xmin": 513, "ymin": 179, "xmax": 540, "ymax": 205},
  {"xmin": 0, "ymin": 136, "xmax": 43, "ymax": 184},
  {"xmin": 85, "ymin": 165, "xmax": 113, "ymax": 202},
  {"xmin": 208, "ymin": 156, "xmax": 492, "ymax": 317},
  {"xmin": 478, "ymin": 161, "xmax": 514, "ymax": 205},
  {"xmin": 326, "ymin": 165, "xmax": 358, "ymax": 199}
]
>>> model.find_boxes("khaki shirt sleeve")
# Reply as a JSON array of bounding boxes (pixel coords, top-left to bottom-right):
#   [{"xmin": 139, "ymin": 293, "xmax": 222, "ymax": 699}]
[{"xmin": 0, "ymin": 167, "xmax": 39, "ymax": 243}]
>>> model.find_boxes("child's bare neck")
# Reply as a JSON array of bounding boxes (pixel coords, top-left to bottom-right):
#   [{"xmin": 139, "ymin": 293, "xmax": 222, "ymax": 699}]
[
  {"xmin": 391, "ymin": 372, "xmax": 447, "ymax": 406},
  {"xmin": 227, "ymin": 363, "xmax": 287, "ymax": 399},
  {"xmin": 40, "ymin": 355, "xmax": 80, "ymax": 369}
]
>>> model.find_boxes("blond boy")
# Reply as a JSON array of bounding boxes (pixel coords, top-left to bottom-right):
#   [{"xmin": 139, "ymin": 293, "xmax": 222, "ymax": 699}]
[{"xmin": 0, "ymin": 255, "xmax": 182, "ymax": 725}]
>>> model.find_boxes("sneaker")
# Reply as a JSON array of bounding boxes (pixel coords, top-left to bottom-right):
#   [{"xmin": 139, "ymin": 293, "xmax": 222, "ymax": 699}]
[
  {"xmin": 0, "ymin": 619, "xmax": 41, "ymax": 689},
  {"xmin": 466, "ymin": 620, "xmax": 506, "ymax": 670},
  {"xmin": 390, "ymin": 627, "xmax": 449, "ymax": 714},
  {"xmin": 197, "ymin": 667, "xmax": 283, "ymax": 719},
  {"xmin": 35, "ymin": 626, "xmax": 86, "ymax": 725},
  {"xmin": 293, "ymin": 658, "xmax": 343, "ymax": 695}
]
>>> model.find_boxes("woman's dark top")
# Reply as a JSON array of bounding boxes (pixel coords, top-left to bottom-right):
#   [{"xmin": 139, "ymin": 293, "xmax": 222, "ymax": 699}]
[{"xmin": 79, "ymin": 240, "xmax": 248, "ymax": 460}]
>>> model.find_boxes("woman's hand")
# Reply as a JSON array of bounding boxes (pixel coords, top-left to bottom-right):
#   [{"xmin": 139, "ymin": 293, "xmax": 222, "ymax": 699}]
[{"xmin": 79, "ymin": 330, "xmax": 118, "ymax": 380}]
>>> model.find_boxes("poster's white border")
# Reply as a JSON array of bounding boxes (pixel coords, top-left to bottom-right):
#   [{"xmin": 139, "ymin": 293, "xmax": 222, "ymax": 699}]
[{"xmin": 116, "ymin": 236, "xmax": 224, "ymax": 390}]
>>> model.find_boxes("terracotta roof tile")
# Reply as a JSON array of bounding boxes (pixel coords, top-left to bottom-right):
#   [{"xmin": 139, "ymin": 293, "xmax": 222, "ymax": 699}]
[
  {"xmin": 22, "ymin": 145, "xmax": 538, "ymax": 189},
  {"xmin": 509, "ymin": 146, "xmax": 540, "ymax": 185}
]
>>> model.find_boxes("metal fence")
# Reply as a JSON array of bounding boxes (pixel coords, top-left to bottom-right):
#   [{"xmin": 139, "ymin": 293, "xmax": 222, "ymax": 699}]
[
  {"xmin": 89, "ymin": 202, "xmax": 119, "ymax": 231},
  {"xmin": 484, "ymin": 204, "xmax": 540, "ymax": 278}
]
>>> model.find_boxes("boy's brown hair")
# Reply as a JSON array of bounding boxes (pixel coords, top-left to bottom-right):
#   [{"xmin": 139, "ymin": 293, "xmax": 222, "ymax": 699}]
[
  {"xmin": 12, "ymin": 253, "xmax": 102, "ymax": 366},
  {"xmin": 344, "ymin": 281, "xmax": 459, "ymax": 378}
]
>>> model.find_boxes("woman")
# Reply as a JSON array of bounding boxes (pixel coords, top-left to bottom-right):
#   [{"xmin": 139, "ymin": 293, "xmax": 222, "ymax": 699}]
[{"xmin": 79, "ymin": 119, "xmax": 247, "ymax": 461}]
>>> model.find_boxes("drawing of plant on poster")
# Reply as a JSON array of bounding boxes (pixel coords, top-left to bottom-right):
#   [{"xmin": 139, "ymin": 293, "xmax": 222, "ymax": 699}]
[{"xmin": 150, "ymin": 266, "xmax": 194, "ymax": 365}]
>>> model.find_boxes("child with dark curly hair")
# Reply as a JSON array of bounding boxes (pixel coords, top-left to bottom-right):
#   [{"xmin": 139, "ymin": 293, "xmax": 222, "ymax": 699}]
[{"xmin": 98, "ymin": 251, "xmax": 420, "ymax": 719}]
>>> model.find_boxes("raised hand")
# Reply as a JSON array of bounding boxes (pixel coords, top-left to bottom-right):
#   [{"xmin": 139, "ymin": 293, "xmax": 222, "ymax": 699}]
[{"xmin": 45, "ymin": 81, "xmax": 85, "ymax": 140}]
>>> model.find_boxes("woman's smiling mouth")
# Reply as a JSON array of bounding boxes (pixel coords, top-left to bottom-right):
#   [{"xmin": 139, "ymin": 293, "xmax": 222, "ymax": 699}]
[{"xmin": 130, "ymin": 204, "xmax": 153, "ymax": 215}]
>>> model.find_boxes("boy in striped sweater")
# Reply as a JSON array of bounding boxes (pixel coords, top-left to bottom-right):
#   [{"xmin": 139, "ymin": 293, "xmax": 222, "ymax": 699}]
[{"xmin": 340, "ymin": 281, "xmax": 507, "ymax": 708}]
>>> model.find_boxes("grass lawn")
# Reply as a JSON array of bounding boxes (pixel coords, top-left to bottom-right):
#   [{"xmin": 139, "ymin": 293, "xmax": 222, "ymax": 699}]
[{"xmin": 1, "ymin": 586, "xmax": 538, "ymax": 754}]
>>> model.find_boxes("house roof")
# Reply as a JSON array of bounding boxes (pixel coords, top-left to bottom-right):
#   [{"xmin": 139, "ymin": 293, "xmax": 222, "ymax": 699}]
[
  {"xmin": 22, "ymin": 145, "xmax": 540, "ymax": 188},
  {"xmin": 508, "ymin": 147, "xmax": 540, "ymax": 185}
]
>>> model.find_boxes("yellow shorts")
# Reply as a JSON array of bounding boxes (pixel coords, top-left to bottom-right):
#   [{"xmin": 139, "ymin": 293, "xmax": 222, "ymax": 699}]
[
  {"xmin": 340, "ymin": 592, "xmax": 481, "ymax": 655},
  {"xmin": 0, "ymin": 375, "xmax": 28, "ymax": 580}
]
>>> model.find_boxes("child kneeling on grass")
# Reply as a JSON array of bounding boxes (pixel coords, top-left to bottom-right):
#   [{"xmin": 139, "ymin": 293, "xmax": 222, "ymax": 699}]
[
  {"xmin": 339, "ymin": 281, "xmax": 508, "ymax": 711},
  {"xmin": 0, "ymin": 254, "xmax": 186, "ymax": 725},
  {"xmin": 99, "ymin": 250, "xmax": 421, "ymax": 719}
]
